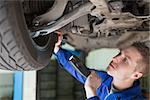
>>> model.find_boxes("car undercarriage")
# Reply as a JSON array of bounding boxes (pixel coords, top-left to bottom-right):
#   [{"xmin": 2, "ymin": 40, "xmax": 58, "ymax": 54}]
[{"xmin": 24, "ymin": 0, "xmax": 150, "ymax": 52}]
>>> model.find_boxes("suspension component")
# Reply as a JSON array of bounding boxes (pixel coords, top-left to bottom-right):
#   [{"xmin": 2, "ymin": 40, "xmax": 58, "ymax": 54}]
[{"xmin": 31, "ymin": 2, "xmax": 94, "ymax": 38}]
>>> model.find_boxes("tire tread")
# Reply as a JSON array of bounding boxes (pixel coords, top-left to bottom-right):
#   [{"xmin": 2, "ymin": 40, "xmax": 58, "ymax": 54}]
[{"xmin": 0, "ymin": 2, "xmax": 30, "ymax": 70}]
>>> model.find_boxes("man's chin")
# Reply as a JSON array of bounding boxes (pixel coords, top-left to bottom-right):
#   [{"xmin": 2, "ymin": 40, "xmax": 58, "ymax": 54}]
[
  {"xmin": 107, "ymin": 65, "xmax": 116, "ymax": 76},
  {"xmin": 106, "ymin": 65, "xmax": 112, "ymax": 72},
  {"xmin": 107, "ymin": 68, "xmax": 113, "ymax": 76},
  {"xmin": 107, "ymin": 70, "xmax": 112, "ymax": 76}
]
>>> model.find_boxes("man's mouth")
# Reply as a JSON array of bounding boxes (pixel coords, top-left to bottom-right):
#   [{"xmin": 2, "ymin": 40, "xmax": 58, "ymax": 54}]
[{"xmin": 109, "ymin": 63, "xmax": 116, "ymax": 69}]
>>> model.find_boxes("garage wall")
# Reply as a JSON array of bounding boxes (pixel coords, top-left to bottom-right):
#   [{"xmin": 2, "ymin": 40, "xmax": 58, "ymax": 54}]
[
  {"xmin": 23, "ymin": 71, "xmax": 36, "ymax": 100},
  {"xmin": 36, "ymin": 60, "xmax": 85, "ymax": 100},
  {"xmin": 0, "ymin": 73, "xmax": 13, "ymax": 100}
]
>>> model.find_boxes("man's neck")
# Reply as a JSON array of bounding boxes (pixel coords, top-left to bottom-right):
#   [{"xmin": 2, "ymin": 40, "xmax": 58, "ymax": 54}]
[{"xmin": 112, "ymin": 78, "xmax": 134, "ymax": 91}]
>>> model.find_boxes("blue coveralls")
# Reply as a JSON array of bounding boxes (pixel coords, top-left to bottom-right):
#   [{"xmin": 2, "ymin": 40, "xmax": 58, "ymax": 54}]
[{"xmin": 54, "ymin": 48, "xmax": 146, "ymax": 100}]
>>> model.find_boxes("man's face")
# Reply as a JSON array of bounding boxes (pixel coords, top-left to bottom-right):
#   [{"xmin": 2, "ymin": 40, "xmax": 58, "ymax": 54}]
[{"xmin": 107, "ymin": 46, "xmax": 142, "ymax": 80}]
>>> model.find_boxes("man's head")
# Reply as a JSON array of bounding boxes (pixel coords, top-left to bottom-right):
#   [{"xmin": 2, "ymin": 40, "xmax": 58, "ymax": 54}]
[{"xmin": 107, "ymin": 42, "xmax": 149, "ymax": 81}]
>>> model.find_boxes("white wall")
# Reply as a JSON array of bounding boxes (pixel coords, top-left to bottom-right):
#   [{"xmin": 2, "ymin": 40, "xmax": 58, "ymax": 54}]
[
  {"xmin": 23, "ymin": 71, "xmax": 36, "ymax": 100},
  {"xmin": 86, "ymin": 48, "xmax": 120, "ymax": 71}
]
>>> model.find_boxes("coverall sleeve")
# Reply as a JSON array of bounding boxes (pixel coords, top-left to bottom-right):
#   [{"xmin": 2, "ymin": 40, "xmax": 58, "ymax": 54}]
[
  {"xmin": 54, "ymin": 48, "xmax": 86, "ymax": 84},
  {"xmin": 87, "ymin": 96, "xmax": 100, "ymax": 100}
]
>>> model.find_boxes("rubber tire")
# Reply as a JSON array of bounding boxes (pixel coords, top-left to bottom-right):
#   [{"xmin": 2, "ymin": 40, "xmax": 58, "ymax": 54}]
[{"xmin": 0, "ymin": 1, "xmax": 56, "ymax": 70}]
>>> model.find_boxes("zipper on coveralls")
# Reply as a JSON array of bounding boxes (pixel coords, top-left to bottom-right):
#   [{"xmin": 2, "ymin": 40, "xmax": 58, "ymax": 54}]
[{"xmin": 104, "ymin": 86, "xmax": 113, "ymax": 100}]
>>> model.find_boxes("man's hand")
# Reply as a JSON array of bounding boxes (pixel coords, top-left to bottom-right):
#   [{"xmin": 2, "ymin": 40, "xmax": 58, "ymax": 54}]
[
  {"xmin": 84, "ymin": 71, "xmax": 101, "ymax": 98},
  {"xmin": 54, "ymin": 31, "xmax": 63, "ymax": 53}
]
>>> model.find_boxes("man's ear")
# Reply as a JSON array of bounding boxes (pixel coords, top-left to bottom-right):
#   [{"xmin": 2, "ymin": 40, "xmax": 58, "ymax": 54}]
[{"xmin": 131, "ymin": 72, "xmax": 143, "ymax": 80}]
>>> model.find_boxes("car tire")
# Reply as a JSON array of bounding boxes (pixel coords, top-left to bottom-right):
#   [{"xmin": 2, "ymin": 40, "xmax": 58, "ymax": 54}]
[{"xmin": 0, "ymin": 1, "xmax": 56, "ymax": 70}]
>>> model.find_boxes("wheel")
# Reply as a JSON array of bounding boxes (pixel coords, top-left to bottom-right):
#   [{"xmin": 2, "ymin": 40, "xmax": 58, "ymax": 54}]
[{"xmin": 0, "ymin": 1, "xmax": 56, "ymax": 70}]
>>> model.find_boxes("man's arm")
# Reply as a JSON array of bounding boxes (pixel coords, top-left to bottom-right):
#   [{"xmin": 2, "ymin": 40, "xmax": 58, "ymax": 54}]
[
  {"xmin": 55, "ymin": 48, "xmax": 87, "ymax": 84},
  {"xmin": 54, "ymin": 32, "xmax": 86, "ymax": 84},
  {"xmin": 54, "ymin": 32, "xmax": 107, "ymax": 85}
]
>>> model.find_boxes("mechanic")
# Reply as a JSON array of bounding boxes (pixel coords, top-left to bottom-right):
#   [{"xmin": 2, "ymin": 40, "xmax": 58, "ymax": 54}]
[{"xmin": 53, "ymin": 32, "xmax": 149, "ymax": 100}]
